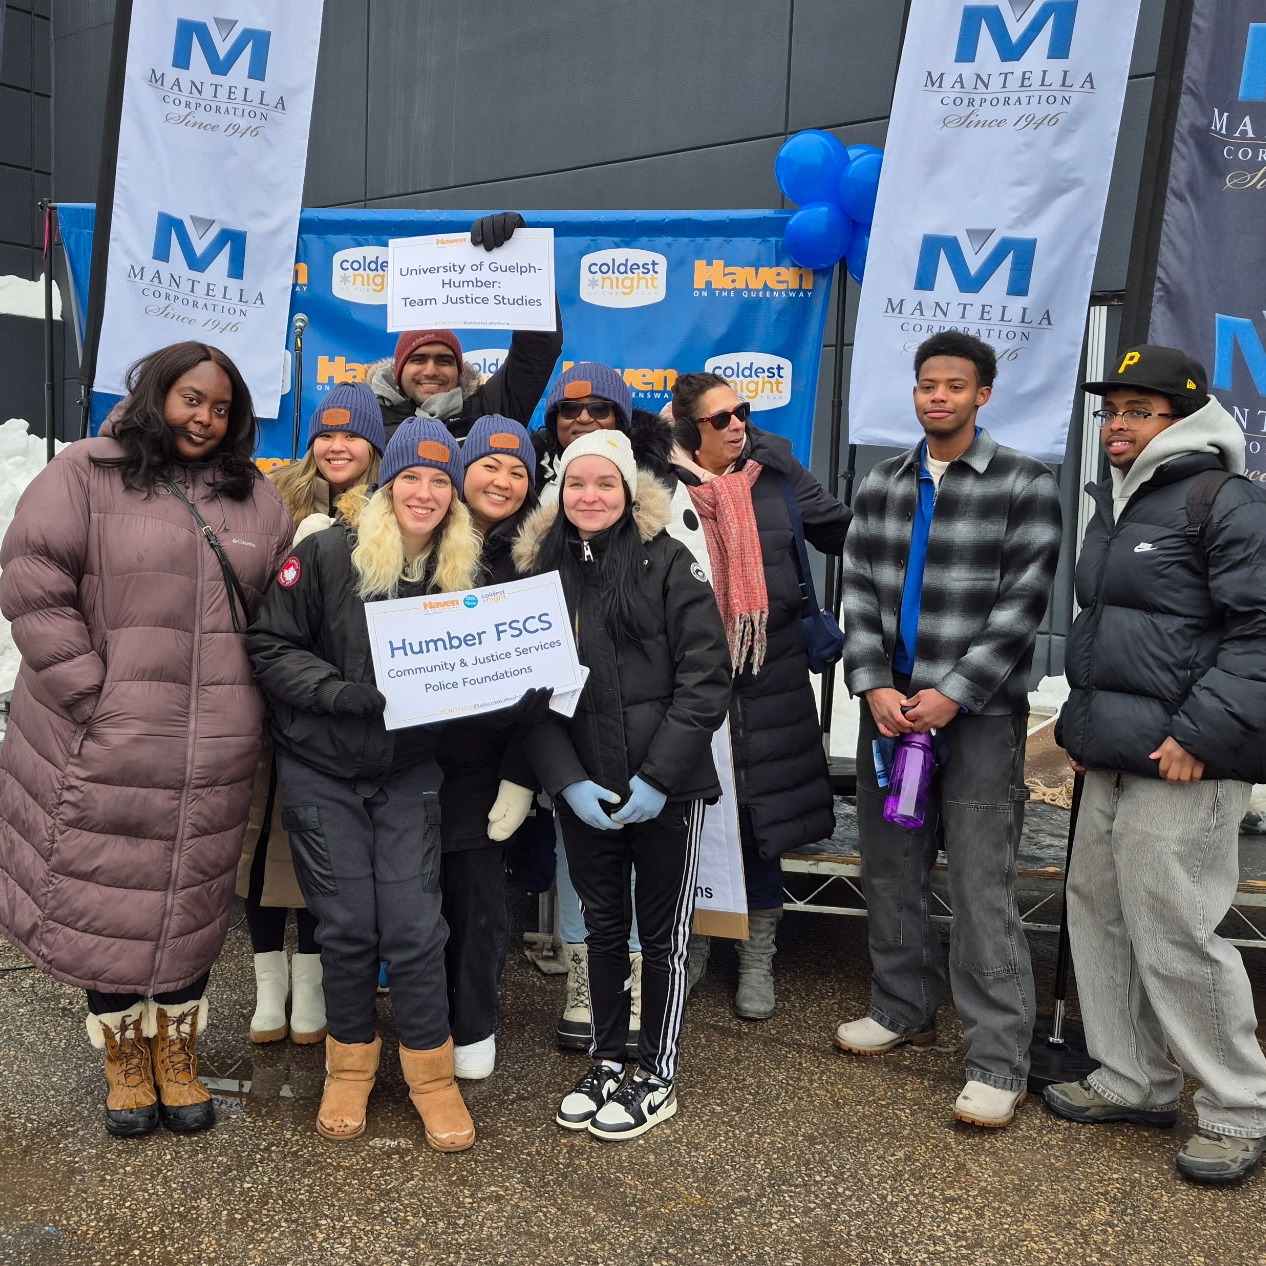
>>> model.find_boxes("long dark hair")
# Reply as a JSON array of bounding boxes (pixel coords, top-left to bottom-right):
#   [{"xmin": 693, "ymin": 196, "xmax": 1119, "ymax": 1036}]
[
  {"xmin": 535, "ymin": 496, "xmax": 653, "ymax": 653},
  {"xmin": 91, "ymin": 342, "xmax": 261, "ymax": 500}
]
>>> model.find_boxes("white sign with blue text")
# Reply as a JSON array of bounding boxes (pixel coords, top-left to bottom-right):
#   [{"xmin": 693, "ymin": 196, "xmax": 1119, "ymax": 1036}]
[
  {"xmin": 386, "ymin": 228, "xmax": 557, "ymax": 334},
  {"xmin": 365, "ymin": 572, "xmax": 582, "ymax": 730}
]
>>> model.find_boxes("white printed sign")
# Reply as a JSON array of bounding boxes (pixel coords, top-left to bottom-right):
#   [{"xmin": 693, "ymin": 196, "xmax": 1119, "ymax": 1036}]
[
  {"xmin": 692, "ymin": 721, "xmax": 748, "ymax": 939},
  {"xmin": 386, "ymin": 228, "xmax": 557, "ymax": 333},
  {"xmin": 94, "ymin": 0, "xmax": 323, "ymax": 417},
  {"xmin": 365, "ymin": 572, "xmax": 582, "ymax": 730}
]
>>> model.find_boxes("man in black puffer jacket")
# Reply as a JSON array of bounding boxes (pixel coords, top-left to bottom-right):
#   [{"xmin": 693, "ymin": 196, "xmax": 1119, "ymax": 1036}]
[{"xmin": 1046, "ymin": 345, "xmax": 1266, "ymax": 1187}]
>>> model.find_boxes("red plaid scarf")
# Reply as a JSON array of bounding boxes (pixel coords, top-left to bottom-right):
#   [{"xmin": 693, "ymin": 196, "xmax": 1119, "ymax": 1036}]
[{"xmin": 685, "ymin": 461, "xmax": 768, "ymax": 674}]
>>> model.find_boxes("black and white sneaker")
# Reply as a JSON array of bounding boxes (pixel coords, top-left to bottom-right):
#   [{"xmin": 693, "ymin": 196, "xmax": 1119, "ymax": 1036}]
[
  {"xmin": 555, "ymin": 1063, "xmax": 624, "ymax": 1131},
  {"xmin": 588, "ymin": 1072, "xmax": 677, "ymax": 1141}
]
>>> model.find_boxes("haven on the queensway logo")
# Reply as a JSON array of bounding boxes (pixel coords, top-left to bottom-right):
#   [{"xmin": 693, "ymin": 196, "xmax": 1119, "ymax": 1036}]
[
  {"xmin": 579, "ymin": 249, "xmax": 667, "ymax": 308},
  {"xmin": 954, "ymin": 1, "xmax": 1077, "ymax": 64},
  {"xmin": 704, "ymin": 353, "xmax": 793, "ymax": 412},
  {"xmin": 172, "ymin": 17, "xmax": 271, "ymax": 80}
]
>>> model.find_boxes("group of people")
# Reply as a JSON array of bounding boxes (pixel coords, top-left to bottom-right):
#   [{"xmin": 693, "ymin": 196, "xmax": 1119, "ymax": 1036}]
[{"xmin": 0, "ymin": 211, "xmax": 1262, "ymax": 1183}]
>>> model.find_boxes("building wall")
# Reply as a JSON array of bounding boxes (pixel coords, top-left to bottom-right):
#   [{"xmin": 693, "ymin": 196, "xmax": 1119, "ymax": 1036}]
[{"xmin": 23, "ymin": 0, "xmax": 1172, "ymax": 668}]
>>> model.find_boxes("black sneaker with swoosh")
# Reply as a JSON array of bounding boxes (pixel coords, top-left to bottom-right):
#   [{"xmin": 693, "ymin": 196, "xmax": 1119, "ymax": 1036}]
[{"xmin": 556, "ymin": 1063, "xmax": 624, "ymax": 1131}]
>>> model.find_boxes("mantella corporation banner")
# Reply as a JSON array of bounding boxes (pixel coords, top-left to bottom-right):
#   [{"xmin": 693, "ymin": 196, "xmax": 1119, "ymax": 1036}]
[
  {"xmin": 848, "ymin": 0, "xmax": 1141, "ymax": 463},
  {"xmin": 92, "ymin": 0, "xmax": 323, "ymax": 418},
  {"xmin": 1148, "ymin": 2, "xmax": 1266, "ymax": 477},
  {"xmin": 58, "ymin": 207, "xmax": 834, "ymax": 464}
]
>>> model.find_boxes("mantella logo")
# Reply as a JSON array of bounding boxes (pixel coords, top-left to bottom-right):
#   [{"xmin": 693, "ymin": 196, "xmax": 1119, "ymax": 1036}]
[
  {"xmin": 126, "ymin": 212, "xmax": 261, "ymax": 320},
  {"xmin": 915, "ymin": 229, "xmax": 1036, "ymax": 296},
  {"xmin": 1212, "ymin": 23, "xmax": 1266, "ymax": 173},
  {"xmin": 579, "ymin": 249, "xmax": 667, "ymax": 308},
  {"xmin": 882, "ymin": 230, "xmax": 1051, "ymax": 343},
  {"xmin": 955, "ymin": 1, "xmax": 1077, "ymax": 64},
  {"xmin": 1241, "ymin": 23, "xmax": 1265, "ymax": 102},
  {"xmin": 150, "ymin": 16, "xmax": 285, "ymax": 124},
  {"xmin": 332, "ymin": 247, "xmax": 388, "ymax": 304},
  {"xmin": 704, "ymin": 353, "xmax": 793, "ymax": 411},
  {"xmin": 463, "ymin": 349, "xmax": 508, "ymax": 382},
  {"xmin": 1214, "ymin": 313, "xmax": 1266, "ymax": 398},
  {"xmin": 172, "ymin": 18, "xmax": 271, "ymax": 80}
]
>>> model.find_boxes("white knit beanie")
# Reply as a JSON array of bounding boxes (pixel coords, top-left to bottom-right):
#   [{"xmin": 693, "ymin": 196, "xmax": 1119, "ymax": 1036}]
[{"xmin": 555, "ymin": 429, "xmax": 638, "ymax": 497}]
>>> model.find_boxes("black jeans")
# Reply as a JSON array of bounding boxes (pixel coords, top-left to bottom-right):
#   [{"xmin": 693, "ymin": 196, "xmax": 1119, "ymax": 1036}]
[
  {"xmin": 277, "ymin": 753, "xmax": 449, "ymax": 1050},
  {"xmin": 440, "ymin": 844, "xmax": 509, "ymax": 1046},
  {"xmin": 561, "ymin": 799, "xmax": 705, "ymax": 1083},
  {"xmin": 87, "ymin": 972, "xmax": 210, "ymax": 1015}
]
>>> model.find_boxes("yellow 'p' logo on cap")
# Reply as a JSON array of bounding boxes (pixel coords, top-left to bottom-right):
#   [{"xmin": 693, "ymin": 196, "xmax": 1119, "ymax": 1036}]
[{"xmin": 1117, "ymin": 352, "xmax": 1141, "ymax": 375}]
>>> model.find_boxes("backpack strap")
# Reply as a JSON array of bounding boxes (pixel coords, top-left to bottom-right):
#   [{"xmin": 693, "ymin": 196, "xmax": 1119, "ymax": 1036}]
[{"xmin": 1184, "ymin": 469, "xmax": 1246, "ymax": 546}]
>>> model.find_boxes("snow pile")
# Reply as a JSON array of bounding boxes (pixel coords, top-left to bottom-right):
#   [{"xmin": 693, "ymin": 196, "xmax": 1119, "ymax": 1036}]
[{"xmin": 0, "ymin": 418, "xmax": 65, "ymax": 692}]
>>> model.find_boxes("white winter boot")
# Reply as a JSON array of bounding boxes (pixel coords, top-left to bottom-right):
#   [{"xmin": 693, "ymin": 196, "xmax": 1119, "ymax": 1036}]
[
  {"xmin": 556, "ymin": 943, "xmax": 591, "ymax": 1051},
  {"xmin": 250, "ymin": 951, "xmax": 289, "ymax": 1043},
  {"xmin": 289, "ymin": 952, "xmax": 327, "ymax": 1045}
]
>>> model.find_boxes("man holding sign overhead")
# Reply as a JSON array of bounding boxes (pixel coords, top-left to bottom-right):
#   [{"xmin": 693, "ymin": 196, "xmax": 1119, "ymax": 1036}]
[{"xmin": 368, "ymin": 212, "xmax": 563, "ymax": 441}]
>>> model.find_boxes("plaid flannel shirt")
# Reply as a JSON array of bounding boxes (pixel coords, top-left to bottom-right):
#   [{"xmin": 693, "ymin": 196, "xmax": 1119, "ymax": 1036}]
[{"xmin": 841, "ymin": 428, "xmax": 1062, "ymax": 713}]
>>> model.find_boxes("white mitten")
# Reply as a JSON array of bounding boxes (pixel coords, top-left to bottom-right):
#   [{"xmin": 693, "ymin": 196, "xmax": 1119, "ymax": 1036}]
[{"xmin": 487, "ymin": 781, "xmax": 535, "ymax": 841}]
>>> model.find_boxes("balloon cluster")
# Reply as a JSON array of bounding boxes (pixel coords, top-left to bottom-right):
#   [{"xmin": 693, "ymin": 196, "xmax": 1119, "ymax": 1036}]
[{"xmin": 775, "ymin": 130, "xmax": 882, "ymax": 283}]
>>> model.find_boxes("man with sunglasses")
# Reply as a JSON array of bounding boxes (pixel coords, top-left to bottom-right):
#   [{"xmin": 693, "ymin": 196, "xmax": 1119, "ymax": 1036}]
[
  {"xmin": 1046, "ymin": 344, "xmax": 1266, "ymax": 1186},
  {"xmin": 367, "ymin": 212, "xmax": 563, "ymax": 442},
  {"xmin": 837, "ymin": 331, "xmax": 1061, "ymax": 1129}
]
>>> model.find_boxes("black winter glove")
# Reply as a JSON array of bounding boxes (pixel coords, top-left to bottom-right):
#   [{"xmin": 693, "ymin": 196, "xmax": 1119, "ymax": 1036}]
[
  {"xmin": 485, "ymin": 686, "xmax": 554, "ymax": 729},
  {"xmin": 329, "ymin": 682, "xmax": 387, "ymax": 719},
  {"xmin": 470, "ymin": 211, "xmax": 525, "ymax": 252}
]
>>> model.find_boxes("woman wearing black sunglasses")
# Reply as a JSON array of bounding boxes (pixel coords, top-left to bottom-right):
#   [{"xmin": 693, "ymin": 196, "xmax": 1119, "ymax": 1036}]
[{"xmin": 670, "ymin": 371, "xmax": 850, "ymax": 1021}]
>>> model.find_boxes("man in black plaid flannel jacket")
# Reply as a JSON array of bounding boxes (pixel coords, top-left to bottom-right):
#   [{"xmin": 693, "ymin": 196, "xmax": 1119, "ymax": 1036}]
[{"xmin": 835, "ymin": 331, "xmax": 1062, "ymax": 1130}]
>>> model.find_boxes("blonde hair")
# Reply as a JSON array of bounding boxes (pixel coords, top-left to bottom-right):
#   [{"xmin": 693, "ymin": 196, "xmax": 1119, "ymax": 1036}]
[
  {"xmin": 270, "ymin": 447, "xmax": 382, "ymax": 524},
  {"xmin": 343, "ymin": 481, "xmax": 480, "ymax": 600}
]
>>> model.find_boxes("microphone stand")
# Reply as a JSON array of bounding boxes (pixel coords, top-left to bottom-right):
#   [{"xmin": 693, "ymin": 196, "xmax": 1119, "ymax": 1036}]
[{"xmin": 290, "ymin": 316, "xmax": 308, "ymax": 460}]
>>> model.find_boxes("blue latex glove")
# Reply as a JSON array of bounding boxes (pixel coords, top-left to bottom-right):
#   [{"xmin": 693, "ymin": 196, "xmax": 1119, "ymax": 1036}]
[
  {"xmin": 611, "ymin": 775, "xmax": 668, "ymax": 825},
  {"xmin": 560, "ymin": 780, "xmax": 623, "ymax": 831}
]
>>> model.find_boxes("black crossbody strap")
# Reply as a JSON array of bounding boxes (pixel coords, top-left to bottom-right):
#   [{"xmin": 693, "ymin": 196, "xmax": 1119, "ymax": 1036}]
[
  {"xmin": 162, "ymin": 479, "xmax": 251, "ymax": 632},
  {"xmin": 775, "ymin": 473, "xmax": 819, "ymax": 619}
]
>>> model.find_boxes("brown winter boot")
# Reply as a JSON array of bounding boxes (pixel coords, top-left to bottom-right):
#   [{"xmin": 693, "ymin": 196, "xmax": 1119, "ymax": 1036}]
[
  {"xmin": 149, "ymin": 999, "xmax": 215, "ymax": 1134},
  {"xmin": 86, "ymin": 1002, "xmax": 159, "ymax": 1138},
  {"xmin": 316, "ymin": 1035, "xmax": 381, "ymax": 1141},
  {"xmin": 399, "ymin": 1037, "xmax": 476, "ymax": 1153}
]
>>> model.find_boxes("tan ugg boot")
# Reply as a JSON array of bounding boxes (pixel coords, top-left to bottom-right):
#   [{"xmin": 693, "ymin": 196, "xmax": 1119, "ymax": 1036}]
[
  {"xmin": 149, "ymin": 998, "xmax": 215, "ymax": 1133},
  {"xmin": 317, "ymin": 1035, "xmax": 381, "ymax": 1141},
  {"xmin": 86, "ymin": 1002, "xmax": 159, "ymax": 1138},
  {"xmin": 399, "ymin": 1037, "xmax": 476, "ymax": 1153}
]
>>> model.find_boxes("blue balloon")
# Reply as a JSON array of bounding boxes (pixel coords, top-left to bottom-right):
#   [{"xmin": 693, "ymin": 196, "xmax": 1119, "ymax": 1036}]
[
  {"xmin": 775, "ymin": 130, "xmax": 850, "ymax": 207},
  {"xmin": 846, "ymin": 225, "xmax": 870, "ymax": 285},
  {"xmin": 784, "ymin": 202, "xmax": 854, "ymax": 270},
  {"xmin": 845, "ymin": 143, "xmax": 882, "ymax": 164},
  {"xmin": 838, "ymin": 152, "xmax": 882, "ymax": 224}
]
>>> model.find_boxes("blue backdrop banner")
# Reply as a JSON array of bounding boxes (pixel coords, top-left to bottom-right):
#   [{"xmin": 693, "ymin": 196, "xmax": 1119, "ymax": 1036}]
[{"xmin": 57, "ymin": 206, "xmax": 833, "ymax": 464}]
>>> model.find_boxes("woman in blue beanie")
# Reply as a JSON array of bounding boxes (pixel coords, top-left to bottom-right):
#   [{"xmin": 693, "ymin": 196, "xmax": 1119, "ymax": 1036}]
[{"xmin": 247, "ymin": 416, "xmax": 481, "ymax": 1152}]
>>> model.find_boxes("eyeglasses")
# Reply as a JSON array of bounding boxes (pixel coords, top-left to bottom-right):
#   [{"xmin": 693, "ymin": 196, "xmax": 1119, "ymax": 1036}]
[
  {"xmin": 557, "ymin": 400, "xmax": 615, "ymax": 422},
  {"xmin": 1092, "ymin": 408, "xmax": 1174, "ymax": 426},
  {"xmin": 696, "ymin": 401, "xmax": 751, "ymax": 430}
]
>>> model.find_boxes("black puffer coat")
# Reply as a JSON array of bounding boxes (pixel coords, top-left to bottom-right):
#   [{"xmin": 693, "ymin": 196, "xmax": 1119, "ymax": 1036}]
[
  {"xmin": 1057, "ymin": 451, "xmax": 1266, "ymax": 782},
  {"xmin": 674, "ymin": 425, "xmax": 850, "ymax": 857},
  {"xmin": 512, "ymin": 476, "xmax": 732, "ymax": 805}
]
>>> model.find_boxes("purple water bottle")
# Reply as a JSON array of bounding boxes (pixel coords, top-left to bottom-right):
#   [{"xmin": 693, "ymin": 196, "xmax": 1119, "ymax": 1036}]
[{"xmin": 882, "ymin": 731, "xmax": 935, "ymax": 828}]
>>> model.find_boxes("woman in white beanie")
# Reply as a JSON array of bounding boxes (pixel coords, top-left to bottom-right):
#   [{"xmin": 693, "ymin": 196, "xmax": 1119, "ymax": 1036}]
[{"xmin": 513, "ymin": 430, "xmax": 732, "ymax": 1141}]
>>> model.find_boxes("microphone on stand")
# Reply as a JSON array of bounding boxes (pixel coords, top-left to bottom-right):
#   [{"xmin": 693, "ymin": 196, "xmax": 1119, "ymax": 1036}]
[{"xmin": 290, "ymin": 314, "xmax": 310, "ymax": 460}]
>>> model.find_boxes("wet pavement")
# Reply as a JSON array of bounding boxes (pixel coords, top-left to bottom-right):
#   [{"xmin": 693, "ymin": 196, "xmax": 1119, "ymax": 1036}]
[{"xmin": 1, "ymin": 892, "xmax": 1265, "ymax": 1266}]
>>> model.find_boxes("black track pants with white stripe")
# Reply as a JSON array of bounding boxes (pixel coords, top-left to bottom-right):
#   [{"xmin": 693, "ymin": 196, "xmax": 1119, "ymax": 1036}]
[{"xmin": 560, "ymin": 799, "xmax": 705, "ymax": 1083}]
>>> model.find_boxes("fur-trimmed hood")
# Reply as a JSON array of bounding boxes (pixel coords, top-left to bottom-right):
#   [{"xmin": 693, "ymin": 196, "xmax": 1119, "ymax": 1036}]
[
  {"xmin": 512, "ymin": 470, "xmax": 673, "ymax": 575},
  {"xmin": 365, "ymin": 355, "xmax": 484, "ymax": 408},
  {"xmin": 532, "ymin": 407, "xmax": 675, "ymax": 484}
]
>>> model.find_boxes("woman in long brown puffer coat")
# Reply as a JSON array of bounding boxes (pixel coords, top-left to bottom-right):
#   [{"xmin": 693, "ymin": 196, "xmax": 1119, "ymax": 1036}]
[{"xmin": 0, "ymin": 341, "xmax": 293, "ymax": 1139}]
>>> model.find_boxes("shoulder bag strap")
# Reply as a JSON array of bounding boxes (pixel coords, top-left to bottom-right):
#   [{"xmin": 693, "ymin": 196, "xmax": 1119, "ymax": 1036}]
[
  {"xmin": 161, "ymin": 479, "xmax": 252, "ymax": 632},
  {"xmin": 775, "ymin": 472, "xmax": 819, "ymax": 619}
]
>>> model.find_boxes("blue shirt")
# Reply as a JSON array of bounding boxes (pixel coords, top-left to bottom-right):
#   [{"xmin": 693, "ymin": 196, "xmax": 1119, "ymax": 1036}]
[{"xmin": 893, "ymin": 442, "xmax": 937, "ymax": 676}]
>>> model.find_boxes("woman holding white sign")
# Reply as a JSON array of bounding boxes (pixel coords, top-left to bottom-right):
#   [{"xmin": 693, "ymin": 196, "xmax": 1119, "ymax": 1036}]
[
  {"xmin": 247, "ymin": 416, "xmax": 483, "ymax": 1152},
  {"xmin": 438, "ymin": 414, "xmax": 541, "ymax": 1081},
  {"xmin": 514, "ymin": 429, "xmax": 732, "ymax": 1141}
]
